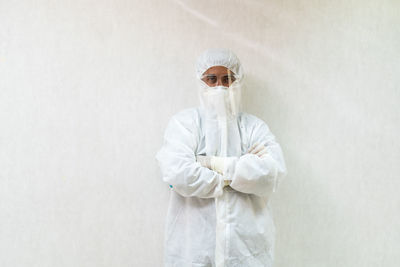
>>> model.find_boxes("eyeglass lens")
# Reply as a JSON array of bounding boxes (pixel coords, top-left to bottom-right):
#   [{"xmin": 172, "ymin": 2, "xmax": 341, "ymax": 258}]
[{"xmin": 201, "ymin": 74, "xmax": 236, "ymax": 86}]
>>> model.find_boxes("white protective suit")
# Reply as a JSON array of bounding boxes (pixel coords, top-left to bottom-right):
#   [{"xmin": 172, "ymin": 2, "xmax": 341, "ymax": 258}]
[{"xmin": 156, "ymin": 48, "xmax": 287, "ymax": 267}]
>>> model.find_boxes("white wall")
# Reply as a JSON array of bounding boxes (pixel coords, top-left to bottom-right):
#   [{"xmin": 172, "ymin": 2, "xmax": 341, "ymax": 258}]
[{"xmin": 1, "ymin": 0, "xmax": 399, "ymax": 266}]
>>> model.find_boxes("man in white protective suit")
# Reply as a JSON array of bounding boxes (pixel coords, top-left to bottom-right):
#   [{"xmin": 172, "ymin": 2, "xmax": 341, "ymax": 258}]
[{"xmin": 156, "ymin": 48, "xmax": 287, "ymax": 267}]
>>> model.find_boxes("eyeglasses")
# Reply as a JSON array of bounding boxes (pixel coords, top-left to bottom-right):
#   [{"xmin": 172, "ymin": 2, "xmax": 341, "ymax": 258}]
[{"xmin": 201, "ymin": 74, "xmax": 237, "ymax": 87}]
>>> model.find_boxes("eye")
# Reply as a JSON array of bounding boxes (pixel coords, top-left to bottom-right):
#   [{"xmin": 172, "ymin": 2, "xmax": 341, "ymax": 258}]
[
  {"xmin": 222, "ymin": 75, "xmax": 236, "ymax": 85},
  {"xmin": 205, "ymin": 75, "xmax": 217, "ymax": 84}
]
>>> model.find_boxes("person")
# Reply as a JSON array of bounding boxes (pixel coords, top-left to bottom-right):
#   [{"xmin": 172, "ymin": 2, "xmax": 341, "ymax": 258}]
[{"xmin": 156, "ymin": 48, "xmax": 287, "ymax": 267}]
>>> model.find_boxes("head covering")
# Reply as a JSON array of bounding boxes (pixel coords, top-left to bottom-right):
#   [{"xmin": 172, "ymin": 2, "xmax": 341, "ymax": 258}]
[{"xmin": 195, "ymin": 48, "xmax": 243, "ymax": 80}]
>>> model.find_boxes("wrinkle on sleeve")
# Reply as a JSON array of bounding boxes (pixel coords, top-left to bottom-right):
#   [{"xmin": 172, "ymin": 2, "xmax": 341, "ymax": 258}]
[
  {"xmin": 156, "ymin": 110, "xmax": 225, "ymax": 198},
  {"xmin": 230, "ymin": 119, "xmax": 287, "ymax": 198}
]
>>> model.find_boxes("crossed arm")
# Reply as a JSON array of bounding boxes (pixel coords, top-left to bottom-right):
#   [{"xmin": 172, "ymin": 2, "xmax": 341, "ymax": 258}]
[
  {"xmin": 156, "ymin": 114, "xmax": 286, "ymax": 199},
  {"xmin": 196, "ymin": 142, "xmax": 269, "ymax": 186}
]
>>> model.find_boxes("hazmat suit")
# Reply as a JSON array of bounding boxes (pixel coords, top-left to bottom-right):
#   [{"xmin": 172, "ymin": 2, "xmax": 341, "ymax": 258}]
[{"xmin": 156, "ymin": 48, "xmax": 287, "ymax": 267}]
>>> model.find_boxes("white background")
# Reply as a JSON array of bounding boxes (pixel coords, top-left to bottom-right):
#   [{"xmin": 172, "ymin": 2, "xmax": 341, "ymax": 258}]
[{"xmin": 1, "ymin": 0, "xmax": 399, "ymax": 266}]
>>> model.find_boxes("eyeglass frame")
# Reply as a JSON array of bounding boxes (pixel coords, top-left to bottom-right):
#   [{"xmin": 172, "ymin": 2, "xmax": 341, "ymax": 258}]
[{"xmin": 200, "ymin": 73, "xmax": 238, "ymax": 87}]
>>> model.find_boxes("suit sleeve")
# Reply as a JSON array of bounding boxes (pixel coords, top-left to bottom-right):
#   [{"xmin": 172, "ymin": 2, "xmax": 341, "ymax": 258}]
[
  {"xmin": 230, "ymin": 120, "xmax": 287, "ymax": 198},
  {"xmin": 156, "ymin": 113, "xmax": 225, "ymax": 198}
]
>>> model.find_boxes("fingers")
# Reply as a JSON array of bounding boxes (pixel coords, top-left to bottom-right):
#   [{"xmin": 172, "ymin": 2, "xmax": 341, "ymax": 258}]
[
  {"xmin": 250, "ymin": 143, "xmax": 265, "ymax": 155},
  {"xmin": 256, "ymin": 147, "xmax": 268, "ymax": 157},
  {"xmin": 247, "ymin": 143, "xmax": 268, "ymax": 158},
  {"xmin": 247, "ymin": 143, "xmax": 259, "ymax": 153}
]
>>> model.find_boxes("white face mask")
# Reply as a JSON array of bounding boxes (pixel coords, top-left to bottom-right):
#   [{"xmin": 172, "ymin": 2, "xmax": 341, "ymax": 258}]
[
  {"xmin": 198, "ymin": 81, "xmax": 243, "ymax": 157},
  {"xmin": 199, "ymin": 82, "xmax": 242, "ymax": 120}
]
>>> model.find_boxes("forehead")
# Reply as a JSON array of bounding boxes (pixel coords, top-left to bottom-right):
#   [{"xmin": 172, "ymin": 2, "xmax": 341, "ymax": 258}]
[{"xmin": 203, "ymin": 66, "xmax": 234, "ymax": 75}]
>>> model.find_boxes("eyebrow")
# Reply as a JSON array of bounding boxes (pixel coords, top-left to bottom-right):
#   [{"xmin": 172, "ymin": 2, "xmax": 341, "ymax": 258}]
[{"xmin": 203, "ymin": 74, "xmax": 234, "ymax": 76}]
